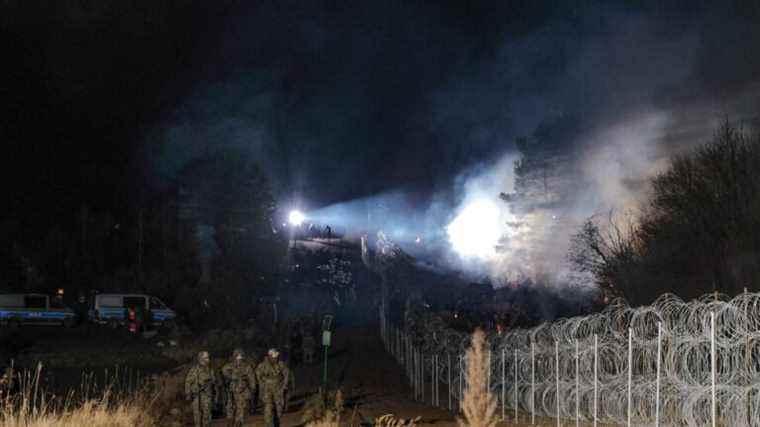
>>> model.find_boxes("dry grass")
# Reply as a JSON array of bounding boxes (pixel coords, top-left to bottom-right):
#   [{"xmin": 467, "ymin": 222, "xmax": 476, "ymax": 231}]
[
  {"xmin": 458, "ymin": 329, "xmax": 498, "ymax": 427},
  {"xmin": 0, "ymin": 364, "xmax": 158, "ymax": 427},
  {"xmin": 0, "ymin": 394, "xmax": 154, "ymax": 427},
  {"xmin": 374, "ymin": 414, "xmax": 421, "ymax": 426},
  {"xmin": 304, "ymin": 389, "xmax": 344, "ymax": 427}
]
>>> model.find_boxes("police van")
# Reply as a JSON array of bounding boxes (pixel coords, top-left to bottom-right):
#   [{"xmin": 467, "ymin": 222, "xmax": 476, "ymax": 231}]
[
  {"xmin": 91, "ymin": 293, "xmax": 176, "ymax": 328},
  {"xmin": 0, "ymin": 294, "xmax": 77, "ymax": 327}
]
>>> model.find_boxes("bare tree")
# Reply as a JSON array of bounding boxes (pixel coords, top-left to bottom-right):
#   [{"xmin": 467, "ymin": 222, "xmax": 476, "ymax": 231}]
[
  {"xmin": 569, "ymin": 123, "xmax": 760, "ymax": 305},
  {"xmin": 568, "ymin": 210, "xmax": 640, "ymax": 301}
]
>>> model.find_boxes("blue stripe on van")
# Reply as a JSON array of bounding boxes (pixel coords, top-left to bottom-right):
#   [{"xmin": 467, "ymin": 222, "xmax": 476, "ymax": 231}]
[
  {"xmin": 96, "ymin": 309, "xmax": 174, "ymax": 321},
  {"xmin": 97, "ymin": 308, "xmax": 126, "ymax": 320},
  {"xmin": 0, "ymin": 310, "xmax": 73, "ymax": 319},
  {"xmin": 151, "ymin": 310, "xmax": 175, "ymax": 321}
]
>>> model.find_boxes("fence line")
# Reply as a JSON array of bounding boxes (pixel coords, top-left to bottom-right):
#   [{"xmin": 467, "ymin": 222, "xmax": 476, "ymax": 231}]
[{"xmin": 379, "ymin": 290, "xmax": 760, "ymax": 426}]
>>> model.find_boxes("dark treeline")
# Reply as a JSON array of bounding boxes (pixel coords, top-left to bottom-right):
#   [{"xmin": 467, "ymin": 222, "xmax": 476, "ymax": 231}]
[
  {"xmin": 0, "ymin": 152, "xmax": 286, "ymax": 331},
  {"xmin": 0, "ymin": 1, "xmax": 279, "ymax": 328},
  {"xmin": 569, "ymin": 124, "xmax": 760, "ymax": 305}
]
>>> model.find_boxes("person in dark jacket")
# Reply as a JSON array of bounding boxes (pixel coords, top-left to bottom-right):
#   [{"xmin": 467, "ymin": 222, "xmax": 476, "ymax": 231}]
[{"xmin": 73, "ymin": 294, "xmax": 90, "ymax": 328}]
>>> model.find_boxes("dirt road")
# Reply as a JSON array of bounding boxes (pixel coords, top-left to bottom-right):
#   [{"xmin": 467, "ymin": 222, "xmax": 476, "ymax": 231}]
[{"xmin": 213, "ymin": 325, "xmax": 585, "ymax": 426}]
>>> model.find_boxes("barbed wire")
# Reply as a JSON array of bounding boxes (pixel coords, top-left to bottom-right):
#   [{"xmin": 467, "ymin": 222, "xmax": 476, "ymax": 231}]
[{"xmin": 383, "ymin": 290, "xmax": 760, "ymax": 426}]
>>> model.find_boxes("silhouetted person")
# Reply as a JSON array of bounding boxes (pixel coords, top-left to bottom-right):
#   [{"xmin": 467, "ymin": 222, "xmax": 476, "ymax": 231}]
[{"xmin": 74, "ymin": 294, "xmax": 89, "ymax": 326}]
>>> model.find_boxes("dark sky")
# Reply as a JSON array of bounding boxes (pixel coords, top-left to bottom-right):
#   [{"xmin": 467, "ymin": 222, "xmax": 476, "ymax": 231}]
[{"xmin": 2, "ymin": 0, "xmax": 760, "ymax": 239}]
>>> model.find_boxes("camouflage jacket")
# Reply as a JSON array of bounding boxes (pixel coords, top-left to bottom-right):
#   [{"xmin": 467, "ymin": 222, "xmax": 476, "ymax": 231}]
[
  {"xmin": 221, "ymin": 361, "xmax": 257, "ymax": 394},
  {"xmin": 185, "ymin": 364, "xmax": 219, "ymax": 399},
  {"xmin": 255, "ymin": 359, "xmax": 290, "ymax": 391}
]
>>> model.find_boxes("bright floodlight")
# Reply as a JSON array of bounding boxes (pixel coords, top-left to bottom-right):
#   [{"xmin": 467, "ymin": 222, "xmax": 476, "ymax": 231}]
[
  {"xmin": 446, "ymin": 199, "xmax": 501, "ymax": 259},
  {"xmin": 288, "ymin": 210, "xmax": 306, "ymax": 226}
]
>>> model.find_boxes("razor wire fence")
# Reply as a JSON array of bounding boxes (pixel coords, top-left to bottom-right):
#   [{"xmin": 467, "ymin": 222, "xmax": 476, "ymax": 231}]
[{"xmin": 378, "ymin": 290, "xmax": 760, "ymax": 426}]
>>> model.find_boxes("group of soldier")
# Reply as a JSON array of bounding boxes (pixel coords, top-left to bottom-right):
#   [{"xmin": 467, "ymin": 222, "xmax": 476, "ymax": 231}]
[
  {"xmin": 289, "ymin": 316, "xmax": 318, "ymax": 365},
  {"xmin": 185, "ymin": 347, "xmax": 290, "ymax": 427}
]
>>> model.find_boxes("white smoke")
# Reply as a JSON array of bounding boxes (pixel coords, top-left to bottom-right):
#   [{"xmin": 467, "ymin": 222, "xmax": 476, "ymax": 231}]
[{"xmin": 446, "ymin": 109, "xmax": 721, "ymax": 288}]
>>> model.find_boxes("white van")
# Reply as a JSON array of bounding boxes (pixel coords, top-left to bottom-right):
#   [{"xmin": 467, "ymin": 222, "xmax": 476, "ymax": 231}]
[
  {"xmin": 91, "ymin": 293, "xmax": 176, "ymax": 327},
  {"xmin": 0, "ymin": 293, "xmax": 76, "ymax": 327}
]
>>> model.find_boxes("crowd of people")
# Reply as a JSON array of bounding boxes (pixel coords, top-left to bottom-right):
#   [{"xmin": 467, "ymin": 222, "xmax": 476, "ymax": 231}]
[{"xmin": 290, "ymin": 222, "xmax": 335, "ymax": 241}]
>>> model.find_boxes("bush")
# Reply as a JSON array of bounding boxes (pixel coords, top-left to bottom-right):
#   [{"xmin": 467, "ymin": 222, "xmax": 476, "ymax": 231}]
[
  {"xmin": 303, "ymin": 389, "xmax": 343, "ymax": 427},
  {"xmin": 458, "ymin": 329, "xmax": 498, "ymax": 427}
]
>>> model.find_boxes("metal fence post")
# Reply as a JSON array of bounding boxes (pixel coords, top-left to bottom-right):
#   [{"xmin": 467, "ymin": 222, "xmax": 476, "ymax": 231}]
[
  {"xmin": 459, "ymin": 354, "xmax": 463, "ymax": 412},
  {"xmin": 448, "ymin": 352, "xmax": 452, "ymax": 411},
  {"xmin": 502, "ymin": 348, "xmax": 506, "ymax": 421},
  {"xmin": 656, "ymin": 322, "xmax": 661, "ymax": 427},
  {"xmin": 575, "ymin": 339, "xmax": 579, "ymax": 427},
  {"xmin": 556, "ymin": 340, "xmax": 560, "ymax": 427},
  {"xmin": 711, "ymin": 311, "xmax": 716, "ymax": 427},
  {"xmin": 515, "ymin": 347, "xmax": 519, "ymax": 424},
  {"xmin": 594, "ymin": 334, "xmax": 598, "ymax": 427},
  {"xmin": 431, "ymin": 355, "xmax": 435, "ymax": 406},
  {"xmin": 627, "ymin": 327, "xmax": 632, "ymax": 427},
  {"xmin": 531, "ymin": 340, "xmax": 536, "ymax": 425}
]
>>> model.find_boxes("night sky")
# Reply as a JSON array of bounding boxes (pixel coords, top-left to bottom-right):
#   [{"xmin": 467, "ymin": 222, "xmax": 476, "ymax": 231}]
[{"xmin": 2, "ymin": 0, "xmax": 759, "ymax": 243}]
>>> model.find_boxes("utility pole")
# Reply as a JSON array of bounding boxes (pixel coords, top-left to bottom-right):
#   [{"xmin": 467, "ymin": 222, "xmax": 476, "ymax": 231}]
[{"xmin": 321, "ymin": 314, "xmax": 334, "ymax": 389}]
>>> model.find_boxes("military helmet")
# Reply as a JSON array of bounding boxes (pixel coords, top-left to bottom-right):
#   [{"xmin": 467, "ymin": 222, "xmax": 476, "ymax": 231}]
[
  {"xmin": 232, "ymin": 348, "xmax": 245, "ymax": 360},
  {"xmin": 267, "ymin": 348, "xmax": 280, "ymax": 358}
]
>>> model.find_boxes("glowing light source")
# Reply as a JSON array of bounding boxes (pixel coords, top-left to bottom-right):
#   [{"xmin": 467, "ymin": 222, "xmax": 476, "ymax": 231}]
[
  {"xmin": 446, "ymin": 199, "xmax": 501, "ymax": 259},
  {"xmin": 288, "ymin": 210, "xmax": 306, "ymax": 226}
]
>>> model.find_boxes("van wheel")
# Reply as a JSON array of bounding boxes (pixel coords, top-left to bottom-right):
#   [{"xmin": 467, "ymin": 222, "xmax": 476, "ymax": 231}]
[
  {"xmin": 109, "ymin": 319, "xmax": 119, "ymax": 329},
  {"xmin": 63, "ymin": 317, "xmax": 75, "ymax": 328}
]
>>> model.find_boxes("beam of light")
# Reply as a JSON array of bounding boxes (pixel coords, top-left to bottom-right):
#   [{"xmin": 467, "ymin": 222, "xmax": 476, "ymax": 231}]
[
  {"xmin": 288, "ymin": 210, "xmax": 306, "ymax": 226},
  {"xmin": 446, "ymin": 198, "xmax": 502, "ymax": 259}
]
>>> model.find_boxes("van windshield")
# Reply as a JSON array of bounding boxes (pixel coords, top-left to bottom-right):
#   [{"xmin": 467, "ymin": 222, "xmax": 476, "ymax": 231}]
[
  {"xmin": 150, "ymin": 297, "xmax": 167, "ymax": 309},
  {"xmin": 25, "ymin": 296, "xmax": 47, "ymax": 309},
  {"xmin": 99, "ymin": 296, "xmax": 121, "ymax": 308},
  {"xmin": 123, "ymin": 296, "xmax": 146, "ymax": 309},
  {"xmin": 0, "ymin": 295, "xmax": 23, "ymax": 307}
]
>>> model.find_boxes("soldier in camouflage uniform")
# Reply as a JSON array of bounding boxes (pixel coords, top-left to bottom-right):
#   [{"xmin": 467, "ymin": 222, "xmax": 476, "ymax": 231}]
[
  {"xmin": 221, "ymin": 348, "xmax": 257, "ymax": 427},
  {"xmin": 185, "ymin": 351, "xmax": 220, "ymax": 427},
  {"xmin": 255, "ymin": 348, "xmax": 291, "ymax": 427}
]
